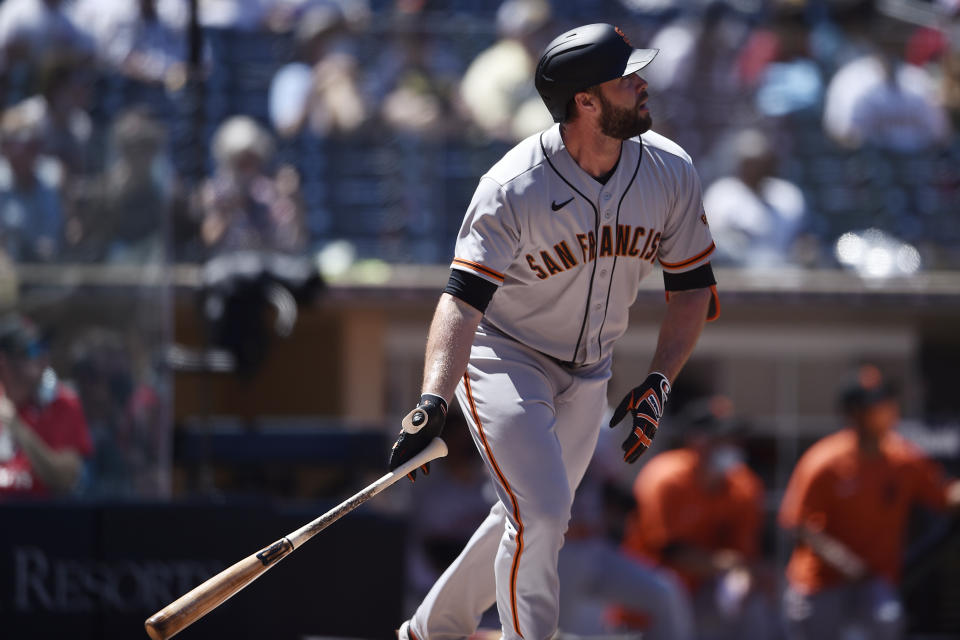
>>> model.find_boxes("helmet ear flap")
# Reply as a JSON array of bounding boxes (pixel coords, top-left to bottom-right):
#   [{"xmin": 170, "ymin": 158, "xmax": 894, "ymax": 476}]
[{"xmin": 533, "ymin": 64, "xmax": 568, "ymax": 122}]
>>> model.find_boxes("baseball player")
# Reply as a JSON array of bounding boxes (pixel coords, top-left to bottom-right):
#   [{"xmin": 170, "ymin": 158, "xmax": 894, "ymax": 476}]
[
  {"xmin": 617, "ymin": 397, "xmax": 771, "ymax": 640},
  {"xmin": 388, "ymin": 23, "xmax": 719, "ymax": 640},
  {"xmin": 779, "ymin": 366, "xmax": 960, "ymax": 640}
]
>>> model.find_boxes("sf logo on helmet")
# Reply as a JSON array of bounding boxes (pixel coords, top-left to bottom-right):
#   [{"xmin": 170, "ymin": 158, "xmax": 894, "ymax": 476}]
[{"xmin": 615, "ymin": 26, "xmax": 631, "ymax": 46}]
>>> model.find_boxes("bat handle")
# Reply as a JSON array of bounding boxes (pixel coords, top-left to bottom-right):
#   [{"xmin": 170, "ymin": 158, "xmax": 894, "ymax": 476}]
[{"xmin": 394, "ymin": 436, "xmax": 448, "ymax": 478}]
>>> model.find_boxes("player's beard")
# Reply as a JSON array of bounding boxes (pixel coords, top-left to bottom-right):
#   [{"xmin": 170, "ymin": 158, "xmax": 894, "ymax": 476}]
[{"xmin": 596, "ymin": 91, "xmax": 652, "ymax": 140}]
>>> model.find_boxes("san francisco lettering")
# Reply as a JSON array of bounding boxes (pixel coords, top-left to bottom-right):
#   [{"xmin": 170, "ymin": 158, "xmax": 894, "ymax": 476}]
[{"xmin": 526, "ymin": 224, "xmax": 660, "ymax": 279}]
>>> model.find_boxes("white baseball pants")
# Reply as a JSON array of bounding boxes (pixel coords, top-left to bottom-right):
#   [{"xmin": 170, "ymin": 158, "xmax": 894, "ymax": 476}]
[{"xmin": 408, "ymin": 326, "xmax": 612, "ymax": 640}]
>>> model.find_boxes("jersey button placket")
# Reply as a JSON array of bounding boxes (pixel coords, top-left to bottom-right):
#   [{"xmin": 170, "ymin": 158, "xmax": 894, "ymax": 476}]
[{"xmin": 587, "ymin": 192, "xmax": 613, "ymax": 363}]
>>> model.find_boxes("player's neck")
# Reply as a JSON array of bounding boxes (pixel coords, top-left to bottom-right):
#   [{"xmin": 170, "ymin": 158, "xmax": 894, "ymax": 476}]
[{"xmin": 560, "ymin": 122, "xmax": 622, "ymax": 181}]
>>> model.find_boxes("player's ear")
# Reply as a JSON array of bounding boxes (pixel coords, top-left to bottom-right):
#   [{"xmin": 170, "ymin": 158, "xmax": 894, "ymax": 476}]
[{"xmin": 573, "ymin": 90, "xmax": 599, "ymax": 117}]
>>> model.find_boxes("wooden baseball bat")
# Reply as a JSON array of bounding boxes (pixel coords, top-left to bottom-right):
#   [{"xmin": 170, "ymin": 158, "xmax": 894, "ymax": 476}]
[{"xmin": 144, "ymin": 437, "xmax": 448, "ymax": 640}]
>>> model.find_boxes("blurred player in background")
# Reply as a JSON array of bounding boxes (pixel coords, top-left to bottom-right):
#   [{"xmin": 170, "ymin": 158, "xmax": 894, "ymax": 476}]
[
  {"xmin": 779, "ymin": 365, "xmax": 960, "ymax": 640},
  {"xmin": 558, "ymin": 428, "xmax": 694, "ymax": 640},
  {"xmin": 617, "ymin": 396, "xmax": 775, "ymax": 640},
  {"xmin": 0, "ymin": 313, "xmax": 91, "ymax": 497}
]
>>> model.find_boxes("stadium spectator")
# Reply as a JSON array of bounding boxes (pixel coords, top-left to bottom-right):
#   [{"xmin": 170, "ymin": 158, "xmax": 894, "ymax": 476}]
[
  {"xmin": 198, "ymin": 0, "xmax": 273, "ymax": 30},
  {"xmin": 737, "ymin": 2, "xmax": 823, "ymax": 118},
  {"xmin": 370, "ymin": 10, "xmax": 465, "ymax": 138},
  {"xmin": 458, "ymin": 0, "xmax": 554, "ymax": 142},
  {"xmin": 18, "ymin": 59, "xmax": 95, "ymax": 179},
  {"xmin": 72, "ymin": 0, "xmax": 190, "ymax": 89},
  {"xmin": 822, "ymin": 13, "xmax": 952, "ymax": 151},
  {"xmin": 69, "ymin": 328, "xmax": 166, "ymax": 498},
  {"xmin": 618, "ymin": 396, "xmax": 774, "ymax": 640},
  {"xmin": 703, "ymin": 128, "xmax": 807, "ymax": 268},
  {"xmin": 779, "ymin": 365, "xmax": 960, "ymax": 640},
  {"xmin": 942, "ymin": 45, "xmax": 960, "ymax": 130},
  {"xmin": 0, "ymin": 0, "xmax": 93, "ymax": 79},
  {"xmin": 198, "ymin": 115, "xmax": 307, "ymax": 254},
  {"xmin": 201, "ymin": 0, "xmax": 357, "ymax": 32},
  {"xmin": 0, "ymin": 314, "xmax": 92, "ymax": 498},
  {"xmin": 0, "ymin": 101, "xmax": 64, "ymax": 263},
  {"xmin": 643, "ymin": 2, "xmax": 753, "ymax": 158},
  {"xmin": 67, "ymin": 107, "xmax": 179, "ymax": 263},
  {"xmin": 267, "ymin": 4, "xmax": 368, "ymax": 139},
  {"xmin": 264, "ymin": 0, "xmax": 371, "ymax": 34}
]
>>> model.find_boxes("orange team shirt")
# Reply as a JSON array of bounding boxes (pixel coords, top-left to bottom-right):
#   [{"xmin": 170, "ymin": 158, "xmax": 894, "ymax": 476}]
[
  {"xmin": 778, "ymin": 428, "xmax": 950, "ymax": 594},
  {"xmin": 622, "ymin": 448, "xmax": 764, "ymax": 590}
]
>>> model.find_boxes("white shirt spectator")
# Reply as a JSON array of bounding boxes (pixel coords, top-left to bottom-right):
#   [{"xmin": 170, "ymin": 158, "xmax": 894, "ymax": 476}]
[
  {"xmin": 704, "ymin": 175, "xmax": 805, "ymax": 268},
  {"xmin": 269, "ymin": 62, "xmax": 314, "ymax": 134},
  {"xmin": 71, "ymin": 0, "xmax": 189, "ymax": 83},
  {"xmin": 459, "ymin": 38, "xmax": 551, "ymax": 142},
  {"xmin": 198, "ymin": 0, "xmax": 273, "ymax": 30},
  {"xmin": 823, "ymin": 55, "xmax": 951, "ymax": 151}
]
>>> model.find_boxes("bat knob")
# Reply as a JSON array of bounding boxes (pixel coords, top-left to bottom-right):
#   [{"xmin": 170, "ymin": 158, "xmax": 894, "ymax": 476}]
[{"xmin": 411, "ymin": 410, "xmax": 426, "ymax": 427}]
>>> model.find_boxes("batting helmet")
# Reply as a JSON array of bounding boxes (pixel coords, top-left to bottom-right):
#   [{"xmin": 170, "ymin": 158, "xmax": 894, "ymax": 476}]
[{"xmin": 535, "ymin": 23, "xmax": 658, "ymax": 123}]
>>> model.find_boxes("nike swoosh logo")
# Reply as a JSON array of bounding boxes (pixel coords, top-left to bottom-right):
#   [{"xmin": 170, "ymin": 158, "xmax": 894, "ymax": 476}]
[{"xmin": 551, "ymin": 197, "xmax": 574, "ymax": 211}]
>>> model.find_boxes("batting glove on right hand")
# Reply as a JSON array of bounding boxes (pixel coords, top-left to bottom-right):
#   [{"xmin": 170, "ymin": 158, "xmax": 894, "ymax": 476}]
[
  {"xmin": 389, "ymin": 394, "xmax": 447, "ymax": 481},
  {"xmin": 609, "ymin": 372, "xmax": 671, "ymax": 463}
]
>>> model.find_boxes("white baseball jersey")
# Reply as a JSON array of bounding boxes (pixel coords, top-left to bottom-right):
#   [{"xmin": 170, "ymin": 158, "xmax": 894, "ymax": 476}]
[{"xmin": 451, "ymin": 124, "xmax": 715, "ymax": 365}]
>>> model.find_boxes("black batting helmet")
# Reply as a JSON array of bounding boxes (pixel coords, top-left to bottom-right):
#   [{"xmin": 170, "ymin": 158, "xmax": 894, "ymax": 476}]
[{"xmin": 535, "ymin": 23, "xmax": 658, "ymax": 123}]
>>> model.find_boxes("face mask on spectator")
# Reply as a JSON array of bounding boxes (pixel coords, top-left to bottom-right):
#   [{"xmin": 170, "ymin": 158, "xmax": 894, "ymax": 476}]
[{"xmin": 707, "ymin": 444, "xmax": 743, "ymax": 474}]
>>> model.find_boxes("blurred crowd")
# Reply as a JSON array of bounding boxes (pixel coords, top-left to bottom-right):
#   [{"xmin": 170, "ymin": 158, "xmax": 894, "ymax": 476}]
[
  {"xmin": 0, "ymin": 0, "xmax": 956, "ymax": 505},
  {"xmin": 0, "ymin": 312, "xmax": 167, "ymax": 499},
  {"xmin": 0, "ymin": 0, "xmax": 953, "ymax": 271}
]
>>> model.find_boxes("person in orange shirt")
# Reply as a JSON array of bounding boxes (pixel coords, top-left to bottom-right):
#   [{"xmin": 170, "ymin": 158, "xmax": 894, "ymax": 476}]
[
  {"xmin": 619, "ymin": 396, "xmax": 774, "ymax": 640},
  {"xmin": 779, "ymin": 366, "xmax": 960, "ymax": 640}
]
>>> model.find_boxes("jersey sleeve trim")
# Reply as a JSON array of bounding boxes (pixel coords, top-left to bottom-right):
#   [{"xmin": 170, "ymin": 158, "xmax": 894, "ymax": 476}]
[
  {"xmin": 659, "ymin": 242, "xmax": 716, "ymax": 272},
  {"xmin": 451, "ymin": 258, "xmax": 505, "ymax": 284}
]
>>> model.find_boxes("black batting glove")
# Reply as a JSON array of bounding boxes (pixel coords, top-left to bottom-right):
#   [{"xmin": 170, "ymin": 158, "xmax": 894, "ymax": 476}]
[
  {"xmin": 609, "ymin": 372, "xmax": 671, "ymax": 463},
  {"xmin": 389, "ymin": 393, "xmax": 447, "ymax": 481}
]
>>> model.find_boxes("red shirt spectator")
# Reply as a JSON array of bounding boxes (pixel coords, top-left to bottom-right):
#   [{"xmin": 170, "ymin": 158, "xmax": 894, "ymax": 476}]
[
  {"xmin": 0, "ymin": 313, "xmax": 92, "ymax": 498},
  {"xmin": 0, "ymin": 383, "xmax": 91, "ymax": 496}
]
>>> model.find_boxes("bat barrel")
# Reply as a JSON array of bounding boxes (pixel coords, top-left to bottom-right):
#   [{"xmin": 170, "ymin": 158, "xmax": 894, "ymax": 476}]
[{"xmin": 145, "ymin": 538, "xmax": 293, "ymax": 639}]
